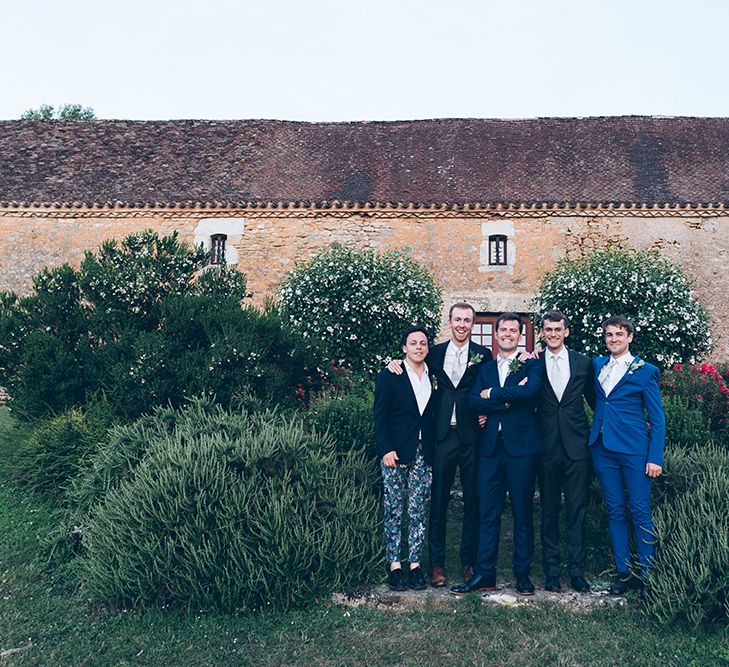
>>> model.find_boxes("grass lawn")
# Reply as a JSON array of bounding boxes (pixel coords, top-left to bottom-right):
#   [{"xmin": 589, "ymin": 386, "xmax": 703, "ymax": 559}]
[{"xmin": 1, "ymin": 408, "xmax": 727, "ymax": 666}]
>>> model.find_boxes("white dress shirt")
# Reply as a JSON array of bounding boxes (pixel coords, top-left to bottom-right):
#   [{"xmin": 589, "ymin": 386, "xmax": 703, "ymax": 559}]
[
  {"xmin": 599, "ymin": 352, "xmax": 634, "ymax": 396},
  {"xmin": 404, "ymin": 359, "xmax": 432, "ymax": 415}
]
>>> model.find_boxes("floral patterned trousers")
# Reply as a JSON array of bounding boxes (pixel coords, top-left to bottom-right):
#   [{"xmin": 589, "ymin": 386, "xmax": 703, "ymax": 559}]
[{"xmin": 380, "ymin": 445, "xmax": 432, "ymax": 564}]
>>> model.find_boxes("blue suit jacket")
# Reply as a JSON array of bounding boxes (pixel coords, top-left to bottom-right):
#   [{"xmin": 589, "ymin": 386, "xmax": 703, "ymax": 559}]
[
  {"xmin": 588, "ymin": 356, "xmax": 666, "ymax": 466},
  {"xmin": 374, "ymin": 366, "xmax": 435, "ymax": 465},
  {"xmin": 467, "ymin": 358, "xmax": 543, "ymax": 457}
]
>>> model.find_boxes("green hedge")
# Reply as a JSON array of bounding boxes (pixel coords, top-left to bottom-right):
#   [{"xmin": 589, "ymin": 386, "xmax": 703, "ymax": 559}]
[
  {"xmin": 64, "ymin": 399, "xmax": 382, "ymax": 611},
  {"xmin": 647, "ymin": 443, "xmax": 729, "ymax": 627}
]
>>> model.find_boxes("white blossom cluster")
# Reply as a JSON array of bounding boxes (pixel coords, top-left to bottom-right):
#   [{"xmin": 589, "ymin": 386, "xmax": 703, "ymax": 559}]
[
  {"xmin": 279, "ymin": 247, "xmax": 442, "ymax": 373},
  {"xmin": 533, "ymin": 249, "xmax": 712, "ymax": 367}
]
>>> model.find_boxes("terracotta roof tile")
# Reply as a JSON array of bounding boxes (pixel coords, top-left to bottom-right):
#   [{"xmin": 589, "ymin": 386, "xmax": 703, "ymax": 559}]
[{"xmin": 1, "ymin": 116, "xmax": 728, "ymax": 207}]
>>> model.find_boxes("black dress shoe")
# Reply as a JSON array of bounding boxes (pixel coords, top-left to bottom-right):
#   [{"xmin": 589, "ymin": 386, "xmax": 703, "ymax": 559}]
[
  {"xmin": 515, "ymin": 573, "xmax": 535, "ymax": 595},
  {"xmin": 409, "ymin": 566, "xmax": 427, "ymax": 591},
  {"xmin": 387, "ymin": 568, "xmax": 408, "ymax": 591},
  {"xmin": 570, "ymin": 576, "xmax": 591, "ymax": 593},
  {"xmin": 544, "ymin": 576, "xmax": 561, "ymax": 592},
  {"xmin": 450, "ymin": 571, "xmax": 496, "ymax": 595},
  {"xmin": 609, "ymin": 574, "xmax": 630, "ymax": 596}
]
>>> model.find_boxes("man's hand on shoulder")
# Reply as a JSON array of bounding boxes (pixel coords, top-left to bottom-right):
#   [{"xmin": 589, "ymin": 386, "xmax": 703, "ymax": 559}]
[
  {"xmin": 519, "ymin": 347, "xmax": 542, "ymax": 362},
  {"xmin": 387, "ymin": 359, "xmax": 404, "ymax": 375}
]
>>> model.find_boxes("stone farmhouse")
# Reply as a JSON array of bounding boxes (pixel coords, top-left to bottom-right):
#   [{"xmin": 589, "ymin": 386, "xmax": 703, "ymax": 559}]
[{"xmin": 1, "ymin": 116, "xmax": 728, "ymax": 356}]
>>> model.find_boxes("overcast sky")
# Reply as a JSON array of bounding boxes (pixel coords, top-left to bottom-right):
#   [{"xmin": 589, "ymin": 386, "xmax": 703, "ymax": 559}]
[{"xmin": 1, "ymin": 0, "xmax": 727, "ymax": 122}]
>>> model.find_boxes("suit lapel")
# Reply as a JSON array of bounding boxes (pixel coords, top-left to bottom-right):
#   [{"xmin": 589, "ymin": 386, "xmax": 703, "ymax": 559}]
[
  {"xmin": 611, "ymin": 356, "xmax": 639, "ymax": 394},
  {"xmin": 540, "ymin": 354, "xmax": 559, "ymax": 402},
  {"xmin": 595, "ymin": 356, "xmax": 610, "ymax": 397},
  {"xmin": 397, "ymin": 366, "xmax": 421, "ymax": 414}
]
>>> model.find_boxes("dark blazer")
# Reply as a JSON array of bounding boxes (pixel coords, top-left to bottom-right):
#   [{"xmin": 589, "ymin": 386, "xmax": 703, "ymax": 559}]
[
  {"xmin": 588, "ymin": 356, "xmax": 665, "ymax": 466},
  {"xmin": 374, "ymin": 366, "xmax": 436, "ymax": 465},
  {"xmin": 537, "ymin": 350, "xmax": 596, "ymax": 461},
  {"xmin": 468, "ymin": 358, "xmax": 544, "ymax": 457},
  {"xmin": 427, "ymin": 341, "xmax": 491, "ymax": 444}
]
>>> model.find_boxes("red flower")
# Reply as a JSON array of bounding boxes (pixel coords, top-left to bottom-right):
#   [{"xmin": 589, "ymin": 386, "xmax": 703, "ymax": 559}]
[
  {"xmin": 672, "ymin": 363, "xmax": 682, "ymax": 372},
  {"xmin": 697, "ymin": 395, "xmax": 703, "ymax": 401}
]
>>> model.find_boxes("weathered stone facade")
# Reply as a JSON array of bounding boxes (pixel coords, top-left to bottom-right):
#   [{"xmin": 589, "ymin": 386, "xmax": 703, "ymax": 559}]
[{"xmin": 1, "ymin": 204, "xmax": 725, "ymax": 356}]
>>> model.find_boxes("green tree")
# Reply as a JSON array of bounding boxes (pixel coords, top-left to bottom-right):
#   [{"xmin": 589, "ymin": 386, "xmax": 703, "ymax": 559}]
[
  {"xmin": 279, "ymin": 246, "xmax": 442, "ymax": 373},
  {"xmin": 21, "ymin": 104, "xmax": 96, "ymax": 120},
  {"xmin": 532, "ymin": 248, "xmax": 712, "ymax": 368},
  {"xmin": 0, "ymin": 231, "xmax": 318, "ymax": 421}
]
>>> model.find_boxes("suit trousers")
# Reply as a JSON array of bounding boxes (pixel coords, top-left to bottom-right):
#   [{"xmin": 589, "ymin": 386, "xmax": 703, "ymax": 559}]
[
  {"xmin": 591, "ymin": 437, "xmax": 655, "ymax": 576},
  {"xmin": 539, "ymin": 447, "xmax": 591, "ymax": 579},
  {"xmin": 380, "ymin": 445, "xmax": 433, "ymax": 564},
  {"xmin": 428, "ymin": 429, "xmax": 479, "ymax": 569},
  {"xmin": 476, "ymin": 436, "xmax": 536, "ymax": 576}
]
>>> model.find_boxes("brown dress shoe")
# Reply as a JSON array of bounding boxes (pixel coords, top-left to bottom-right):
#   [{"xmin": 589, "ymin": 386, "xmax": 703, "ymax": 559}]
[
  {"xmin": 462, "ymin": 565, "xmax": 474, "ymax": 582},
  {"xmin": 430, "ymin": 566, "xmax": 447, "ymax": 587}
]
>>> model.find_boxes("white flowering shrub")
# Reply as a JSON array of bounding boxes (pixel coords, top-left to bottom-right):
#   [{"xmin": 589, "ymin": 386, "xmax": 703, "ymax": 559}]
[
  {"xmin": 532, "ymin": 249, "xmax": 711, "ymax": 367},
  {"xmin": 279, "ymin": 246, "xmax": 442, "ymax": 373}
]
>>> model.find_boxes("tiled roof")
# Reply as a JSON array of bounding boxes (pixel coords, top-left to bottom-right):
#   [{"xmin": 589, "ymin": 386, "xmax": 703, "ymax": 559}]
[{"xmin": 1, "ymin": 116, "xmax": 728, "ymax": 208}]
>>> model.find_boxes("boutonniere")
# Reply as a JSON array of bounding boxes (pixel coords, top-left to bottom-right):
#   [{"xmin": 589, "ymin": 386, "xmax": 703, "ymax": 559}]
[
  {"xmin": 468, "ymin": 352, "xmax": 485, "ymax": 368},
  {"xmin": 627, "ymin": 359, "xmax": 645, "ymax": 375},
  {"xmin": 508, "ymin": 358, "xmax": 524, "ymax": 376},
  {"xmin": 430, "ymin": 373, "xmax": 438, "ymax": 390}
]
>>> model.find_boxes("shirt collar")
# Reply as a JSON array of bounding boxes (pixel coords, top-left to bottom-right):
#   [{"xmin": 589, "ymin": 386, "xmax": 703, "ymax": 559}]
[
  {"xmin": 447, "ymin": 340, "xmax": 469, "ymax": 357},
  {"xmin": 547, "ymin": 347, "xmax": 568, "ymax": 362},
  {"xmin": 404, "ymin": 359, "xmax": 429, "ymax": 376},
  {"xmin": 610, "ymin": 352, "xmax": 634, "ymax": 366}
]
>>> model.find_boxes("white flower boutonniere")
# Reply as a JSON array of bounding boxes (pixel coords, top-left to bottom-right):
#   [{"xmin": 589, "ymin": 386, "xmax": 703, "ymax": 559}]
[
  {"xmin": 430, "ymin": 373, "xmax": 438, "ymax": 391},
  {"xmin": 468, "ymin": 352, "xmax": 485, "ymax": 368},
  {"xmin": 627, "ymin": 359, "xmax": 645, "ymax": 376},
  {"xmin": 508, "ymin": 358, "xmax": 524, "ymax": 376}
]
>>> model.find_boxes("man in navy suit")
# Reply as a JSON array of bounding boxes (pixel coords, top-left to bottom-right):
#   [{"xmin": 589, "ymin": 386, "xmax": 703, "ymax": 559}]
[
  {"xmin": 451, "ymin": 312, "xmax": 543, "ymax": 596},
  {"xmin": 387, "ymin": 303, "xmax": 490, "ymax": 587},
  {"xmin": 589, "ymin": 315, "xmax": 665, "ymax": 596},
  {"xmin": 535, "ymin": 311, "xmax": 595, "ymax": 593},
  {"xmin": 374, "ymin": 325, "xmax": 436, "ymax": 591}
]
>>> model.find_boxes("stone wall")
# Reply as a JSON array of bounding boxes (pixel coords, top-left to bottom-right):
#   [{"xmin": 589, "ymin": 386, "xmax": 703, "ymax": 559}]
[{"xmin": 1, "ymin": 207, "xmax": 726, "ymax": 357}]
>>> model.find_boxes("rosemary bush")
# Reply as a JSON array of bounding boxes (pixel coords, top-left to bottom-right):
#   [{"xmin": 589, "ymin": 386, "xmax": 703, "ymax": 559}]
[
  {"xmin": 69, "ymin": 399, "xmax": 382, "ymax": 611},
  {"xmin": 647, "ymin": 443, "xmax": 729, "ymax": 627}
]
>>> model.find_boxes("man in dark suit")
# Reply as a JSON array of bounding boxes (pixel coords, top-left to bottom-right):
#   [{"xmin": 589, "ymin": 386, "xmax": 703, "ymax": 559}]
[
  {"xmin": 536, "ymin": 310, "xmax": 595, "ymax": 593},
  {"xmin": 452, "ymin": 312, "xmax": 543, "ymax": 596},
  {"xmin": 589, "ymin": 316, "xmax": 665, "ymax": 596},
  {"xmin": 374, "ymin": 325, "xmax": 436, "ymax": 591},
  {"xmin": 387, "ymin": 303, "xmax": 490, "ymax": 587}
]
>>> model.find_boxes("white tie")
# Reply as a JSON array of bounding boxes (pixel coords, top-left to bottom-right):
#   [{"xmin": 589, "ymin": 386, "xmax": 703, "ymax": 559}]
[
  {"xmin": 551, "ymin": 355, "xmax": 566, "ymax": 401},
  {"xmin": 450, "ymin": 348, "xmax": 465, "ymax": 386},
  {"xmin": 498, "ymin": 357, "xmax": 509, "ymax": 387},
  {"xmin": 600, "ymin": 359, "xmax": 619, "ymax": 395}
]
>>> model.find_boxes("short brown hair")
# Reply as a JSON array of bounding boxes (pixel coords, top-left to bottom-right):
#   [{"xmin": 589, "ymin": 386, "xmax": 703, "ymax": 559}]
[
  {"xmin": 495, "ymin": 312, "xmax": 524, "ymax": 333},
  {"xmin": 541, "ymin": 310, "xmax": 571, "ymax": 329},
  {"xmin": 601, "ymin": 315, "xmax": 634, "ymax": 335},
  {"xmin": 448, "ymin": 302, "xmax": 476, "ymax": 320}
]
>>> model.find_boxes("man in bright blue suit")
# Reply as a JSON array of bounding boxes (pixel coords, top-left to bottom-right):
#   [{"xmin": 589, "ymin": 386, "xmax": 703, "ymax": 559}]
[
  {"xmin": 451, "ymin": 312, "xmax": 543, "ymax": 596},
  {"xmin": 589, "ymin": 315, "xmax": 665, "ymax": 596}
]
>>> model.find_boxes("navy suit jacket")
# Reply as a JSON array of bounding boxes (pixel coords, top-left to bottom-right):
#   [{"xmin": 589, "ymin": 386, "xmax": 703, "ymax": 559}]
[
  {"xmin": 374, "ymin": 365, "xmax": 435, "ymax": 465},
  {"xmin": 588, "ymin": 356, "xmax": 666, "ymax": 466},
  {"xmin": 427, "ymin": 340, "xmax": 491, "ymax": 444},
  {"xmin": 468, "ymin": 357, "xmax": 543, "ymax": 457}
]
